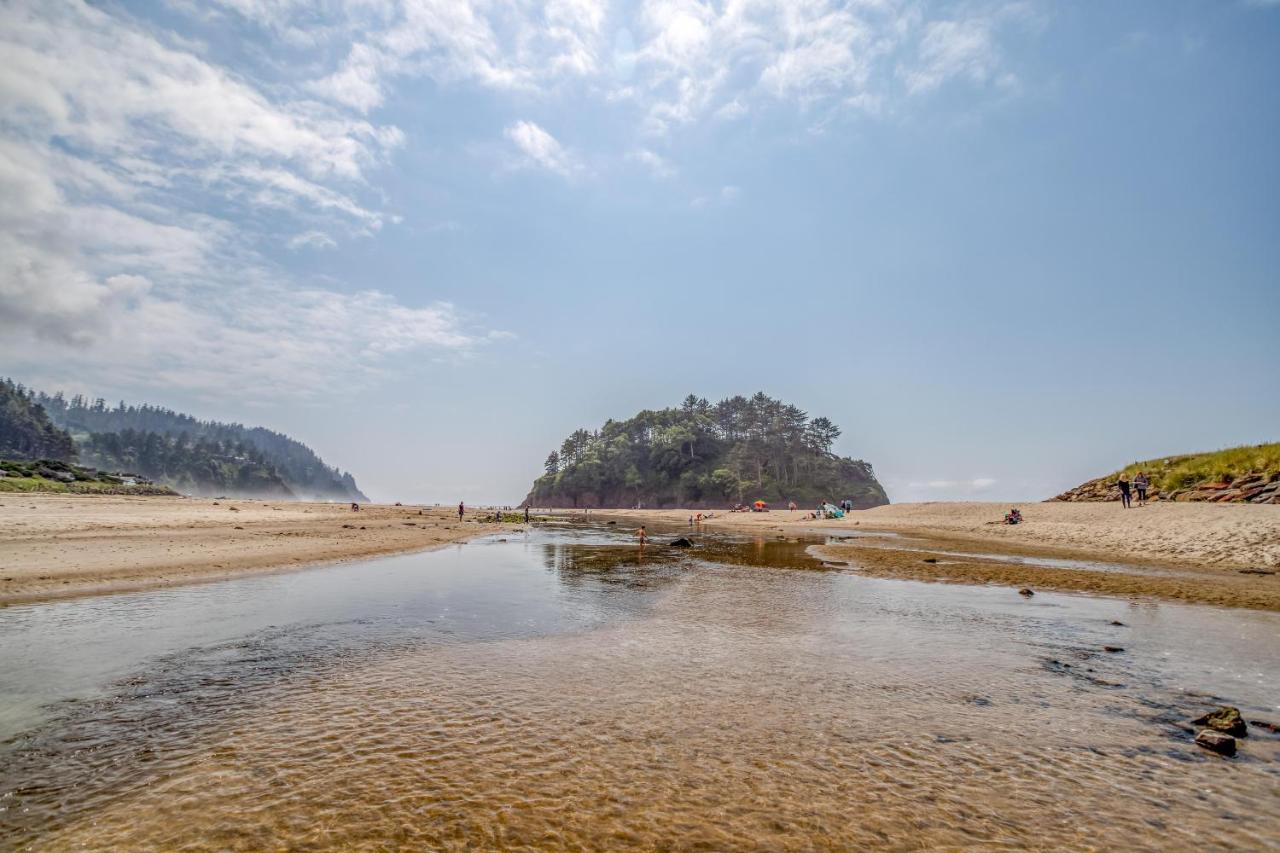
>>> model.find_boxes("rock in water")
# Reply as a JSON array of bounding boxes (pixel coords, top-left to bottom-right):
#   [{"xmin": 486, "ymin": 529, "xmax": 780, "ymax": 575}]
[
  {"xmin": 1018, "ymin": 588, "xmax": 1034, "ymax": 597},
  {"xmin": 1194, "ymin": 729, "xmax": 1237, "ymax": 756},
  {"xmin": 1192, "ymin": 706, "xmax": 1248, "ymax": 737},
  {"xmin": 669, "ymin": 537, "xmax": 694, "ymax": 548}
]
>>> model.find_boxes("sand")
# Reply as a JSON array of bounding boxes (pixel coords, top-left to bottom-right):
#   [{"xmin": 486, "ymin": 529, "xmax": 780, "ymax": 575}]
[
  {"xmin": 587, "ymin": 501, "xmax": 1280, "ymax": 610},
  {"xmin": 0, "ymin": 495, "xmax": 503, "ymax": 604}
]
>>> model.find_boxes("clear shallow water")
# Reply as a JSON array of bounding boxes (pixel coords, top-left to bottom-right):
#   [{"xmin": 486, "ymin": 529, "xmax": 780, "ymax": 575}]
[{"xmin": 1, "ymin": 525, "xmax": 1278, "ymax": 849}]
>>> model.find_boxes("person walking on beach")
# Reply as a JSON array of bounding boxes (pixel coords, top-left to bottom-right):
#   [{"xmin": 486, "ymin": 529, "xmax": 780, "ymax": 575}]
[
  {"xmin": 1134, "ymin": 471, "xmax": 1150, "ymax": 506},
  {"xmin": 1117, "ymin": 475, "xmax": 1132, "ymax": 509},
  {"xmin": 636, "ymin": 525, "xmax": 648, "ymax": 546},
  {"xmin": 458, "ymin": 501, "xmax": 465, "ymax": 521},
  {"xmin": 524, "ymin": 505, "xmax": 530, "ymax": 524}
]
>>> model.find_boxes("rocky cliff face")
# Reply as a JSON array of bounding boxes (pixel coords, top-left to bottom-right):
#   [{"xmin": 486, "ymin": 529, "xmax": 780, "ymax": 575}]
[{"xmin": 1052, "ymin": 472, "xmax": 1280, "ymax": 504}]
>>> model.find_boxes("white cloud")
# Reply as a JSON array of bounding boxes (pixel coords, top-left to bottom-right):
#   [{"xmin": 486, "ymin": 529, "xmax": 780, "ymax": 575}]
[
  {"xmin": 0, "ymin": 0, "xmax": 497, "ymax": 399},
  {"xmin": 907, "ymin": 477, "xmax": 998, "ymax": 492},
  {"xmin": 720, "ymin": 184, "xmax": 741, "ymax": 202},
  {"xmin": 287, "ymin": 230, "xmax": 338, "ymax": 250},
  {"xmin": 504, "ymin": 120, "xmax": 581, "ymax": 177},
  {"xmin": 901, "ymin": 18, "xmax": 1000, "ymax": 94},
  {"xmin": 628, "ymin": 148, "xmax": 675, "ymax": 178}
]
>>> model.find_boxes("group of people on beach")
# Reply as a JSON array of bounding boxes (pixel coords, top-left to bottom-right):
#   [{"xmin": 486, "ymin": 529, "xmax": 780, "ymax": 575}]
[{"xmin": 1116, "ymin": 472, "xmax": 1150, "ymax": 508}]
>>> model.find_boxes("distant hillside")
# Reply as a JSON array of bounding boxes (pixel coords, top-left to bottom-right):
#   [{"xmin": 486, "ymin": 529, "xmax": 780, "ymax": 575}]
[
  {"xmin": 1052, "ymin": 443, "xmax": 1280, "ymax": 504},
  {"xmin": 7, "ymin": 383, "xmax": 367, "ymax": 501},
  {"xmin": 526, "ymin": 393, "xmax": 889, "ymax": 510},
  {"xmin": 0, "ymin": 379, "xmax": 76, "ymax": 462}
]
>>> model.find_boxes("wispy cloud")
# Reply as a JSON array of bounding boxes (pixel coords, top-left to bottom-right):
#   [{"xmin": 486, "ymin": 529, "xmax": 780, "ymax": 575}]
[
  {"xmin": 504, "ymin": 120, "xmax": 581, "ymax": 177},
  {"xmin": 0, "ymin": 0, "xmax": 497, "ymax": 399},
  {"xmin": 628, "ymin": 148, "xmax": 675, "ymax": 178}
]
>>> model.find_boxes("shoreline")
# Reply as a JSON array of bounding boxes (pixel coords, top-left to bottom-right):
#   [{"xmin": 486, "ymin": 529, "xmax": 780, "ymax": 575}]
[
  {"xmin": 0, "ymin": 495, "xmax": 505, "ymax": 605},
  {"xmin": 576, "ymin": 502, "xmax": 1280, "ymax": 610}
]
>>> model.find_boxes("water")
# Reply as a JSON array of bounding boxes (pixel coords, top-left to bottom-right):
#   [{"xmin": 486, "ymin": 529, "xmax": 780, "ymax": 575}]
[{"xmin": 1, "ymin": 525, "xmax": 1278, "ymax": 849}]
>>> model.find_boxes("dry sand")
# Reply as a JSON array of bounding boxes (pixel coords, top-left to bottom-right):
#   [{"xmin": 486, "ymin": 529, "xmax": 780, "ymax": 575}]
[
  {"xmin": 0, "ymin": 495, "xmax": 504, "ymax": 604},
  {"xmin": 589, "ymin": 501, "xmax": 1280, "ymax": 610}
]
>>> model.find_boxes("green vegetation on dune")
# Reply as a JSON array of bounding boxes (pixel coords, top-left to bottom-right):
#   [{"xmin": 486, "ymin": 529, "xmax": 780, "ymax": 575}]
[
  {"xmin": 526, "ymin": 393, "xmax": 889, "ymax": 510},
  {"xmin": 0, "ymin": 458, "xmax": 177, "ymax": 495},
  {"xmin": 1116, "ymin": 443, "xmax": 1280, "ymax": 494},
  {"xmin": 1054, "ymin": 442, "xmax": 1280, "ymax": 503}
]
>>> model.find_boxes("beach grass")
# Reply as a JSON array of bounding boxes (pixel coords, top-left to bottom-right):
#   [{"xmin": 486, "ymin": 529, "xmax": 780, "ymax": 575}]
[{"xmin": 1116, "ymin": 442, "xmax": 1280, "ymax": 493}]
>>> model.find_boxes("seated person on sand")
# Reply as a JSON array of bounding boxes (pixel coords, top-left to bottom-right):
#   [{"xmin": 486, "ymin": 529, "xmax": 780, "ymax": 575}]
[{"xmin": 1004, "ymin": 508, "xmax": 1022, "ymax": 525}]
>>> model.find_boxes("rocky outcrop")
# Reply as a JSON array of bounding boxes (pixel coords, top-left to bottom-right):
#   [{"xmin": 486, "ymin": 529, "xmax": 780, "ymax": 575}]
[
  {"xmin": 1052, "ymin": 472, "xmax": 1280, "ymax": 504},
  {"xmin": 1195, "ymin": 729, "xmax": 1237, "ymax": 756},
  {"xmin": 1192, "ymin": 706, "xmax": 1248, "ymax": 737}
]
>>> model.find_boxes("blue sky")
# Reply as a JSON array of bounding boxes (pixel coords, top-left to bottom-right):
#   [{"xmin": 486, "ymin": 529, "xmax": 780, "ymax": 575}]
[{"xmin": 2, "ymin": 0, "xmax": 1277, "ymax": 504}]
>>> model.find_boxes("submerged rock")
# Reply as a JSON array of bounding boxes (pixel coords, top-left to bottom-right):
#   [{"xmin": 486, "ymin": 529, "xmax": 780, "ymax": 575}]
[
  {"xmin": 1103, "ymin": 646, "xmax": 1125, "ymax": 653},
  {"xmin": 1192, "ymin": 706, "xmax": 1248, "ymax": 737},
  {"xmin": 1194, "ymin": 729, "xmax": 1237, "ymax": 756},
  {"xmin": 669, "ymin": 537, "xmax": 695, "ymax": 548}
]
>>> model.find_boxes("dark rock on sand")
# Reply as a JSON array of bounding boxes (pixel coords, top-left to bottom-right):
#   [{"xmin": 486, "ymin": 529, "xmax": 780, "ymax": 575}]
[
  {"xmin": 669, "ymin": 537, "xmax": 694, "ymax": 548},
  {"xmin": 1103, "ymin": 646, "xmax": 1125, "ymax": 653},
  {"xmin": 1238, "ymin": 569, "xmax": 1276, "ymax": 576},
  {"xmin": 1194, "ymin": 729, "xmax": 1237, "ymax": 756},
  {"xmin": 1192, "ymin": 706, "xmax": 1248, "ymax": 737},
  {"xmin": 923, "ymin": 557, "xmax": 938, "ymax": 564},
  {"xmin": 1249, "ymin": 720, "xmax": 1279, "ymax": 734},
  {"xmin": 1109, "ymin": 620, "xmax": 1126, "ymax": 626},
  {"xmin": 1018, "ymin": 588, "xmax": 1034, "ymax": 597}
]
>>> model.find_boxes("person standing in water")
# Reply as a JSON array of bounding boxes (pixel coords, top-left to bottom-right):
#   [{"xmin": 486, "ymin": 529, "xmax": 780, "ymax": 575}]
[
  {"xmin": 636, "ymin": 525, "xmax": 648, "ymax": 546},
  {"xmin": 1134, "ymin": 471, "xmax": 1150, "ymax": 506},
  {"xmin": 1117, "ymin": 475, "xmax": 1132, "ymax": 509},
  {"xmin": 524, "ymin": 505, "xmax": 530, "ymax": 524}
]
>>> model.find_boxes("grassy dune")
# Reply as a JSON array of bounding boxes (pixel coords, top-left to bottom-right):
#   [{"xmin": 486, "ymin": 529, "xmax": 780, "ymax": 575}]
[{"xmin": 1115, "ymin": 443, "xmax": 1280, "ymax": 493}]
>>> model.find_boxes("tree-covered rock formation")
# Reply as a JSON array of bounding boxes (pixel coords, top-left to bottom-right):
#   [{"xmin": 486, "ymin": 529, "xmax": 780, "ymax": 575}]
[
  {"xmin": 0, "ymin": 379, "xmax": 76, "ymax": 462},
  {"xmin": 33, "ymin": 390, "xmax": 367, "ymax": 501},
  {"xmin": 526, "ymin": 393, "xmax": 889, "ymax": 510}
]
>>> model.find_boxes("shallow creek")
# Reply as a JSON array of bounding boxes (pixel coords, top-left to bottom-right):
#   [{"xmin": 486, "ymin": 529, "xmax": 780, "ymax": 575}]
[{"xmin": 1, "ymin": 524, "xmax": 1277, "ymax": 849}]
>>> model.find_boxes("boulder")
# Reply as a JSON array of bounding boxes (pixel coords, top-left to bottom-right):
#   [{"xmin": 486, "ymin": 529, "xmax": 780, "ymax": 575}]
[
  {"xmin": 1192, "ymin": 706, "xmax": 1248, "ymax": 737},
  {"xmin": 669, "ymin": 537, "xmax": 695, "ymax": 548},
  {"xmin": 1194, "ymin": 729, "xmax": 1237, "ymax": 756},
  {"xmin": 1018, "ymin": 588, "xmax": 1034, "ymax": 597}
]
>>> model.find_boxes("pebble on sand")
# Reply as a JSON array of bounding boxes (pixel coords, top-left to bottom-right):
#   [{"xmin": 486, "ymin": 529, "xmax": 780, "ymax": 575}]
[{"xmin": 1194, "ymin": 729, "xmax": 1237, "ymax": 756}]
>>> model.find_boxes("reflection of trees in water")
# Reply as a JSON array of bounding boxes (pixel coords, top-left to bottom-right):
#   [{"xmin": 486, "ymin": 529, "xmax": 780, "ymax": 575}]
[{"xmin": 539, "ymin": 543, "xmax": 683, "ymax": 591}]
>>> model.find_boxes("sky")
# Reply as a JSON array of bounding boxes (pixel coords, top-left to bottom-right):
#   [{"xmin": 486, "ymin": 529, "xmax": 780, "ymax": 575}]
[{"xmin": 1, "ymin": 0, "xmax": 1277, "ymax": 505}]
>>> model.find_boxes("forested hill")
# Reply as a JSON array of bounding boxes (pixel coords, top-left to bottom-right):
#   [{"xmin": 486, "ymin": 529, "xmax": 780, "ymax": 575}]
[
  {"xmin": 526, "ymin": 393, "xmax": 889, "ymax": 510},
  {"xmin": 28, "ymin": 388, "xmax": 368, "ymax": 501},
  {"xmin": 0, "ymin": 380, "xmax": 76, "ymax": 462}
]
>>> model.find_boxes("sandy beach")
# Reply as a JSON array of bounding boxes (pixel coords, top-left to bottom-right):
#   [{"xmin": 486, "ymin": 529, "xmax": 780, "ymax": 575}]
[
  {"xmin": 588, "ymin": 501, "xmax": 1280, "ymax": 610},
  {"xmin": 0, "ymin": 495, "xmax": 503, "ymax": 604}
]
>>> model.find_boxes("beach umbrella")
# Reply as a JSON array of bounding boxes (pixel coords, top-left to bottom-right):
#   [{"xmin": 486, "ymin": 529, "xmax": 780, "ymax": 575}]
[{"xmin": 753, "ymin": 500, "xmax": 767, "ymax": 508}]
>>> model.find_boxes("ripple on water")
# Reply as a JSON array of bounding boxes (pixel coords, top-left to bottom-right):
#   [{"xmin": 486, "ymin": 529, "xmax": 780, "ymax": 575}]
[{"xmin": 2, "ymin": 533, "xmax": 1279, "ymax": 850}]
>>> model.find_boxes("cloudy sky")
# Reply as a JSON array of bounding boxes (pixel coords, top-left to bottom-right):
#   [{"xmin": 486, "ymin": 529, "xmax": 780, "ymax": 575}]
[{"xmin": 2, "ymin": 0, "xmax": 1277, "ymax": 504}]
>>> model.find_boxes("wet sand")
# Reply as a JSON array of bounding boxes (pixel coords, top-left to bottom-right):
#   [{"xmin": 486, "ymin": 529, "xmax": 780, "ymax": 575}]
[
  {"xmin": 0, "ymin": 495, "xmax": 502, "ymax": 604},
  {"xmin": 587, "ymin": 502, "xmax": 1280, "ymax": 610}
]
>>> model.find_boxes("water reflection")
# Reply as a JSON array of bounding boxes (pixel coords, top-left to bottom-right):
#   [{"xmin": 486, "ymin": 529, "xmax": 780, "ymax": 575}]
[{"xmin": 1, "ymin": 524, "xmax": 1278, "ymax": 849}]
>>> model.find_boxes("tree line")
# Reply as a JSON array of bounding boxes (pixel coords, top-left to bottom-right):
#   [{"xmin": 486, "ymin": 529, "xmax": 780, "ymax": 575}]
[
  {"xmin": 34, "ymin": 390, "xmax": 366, "ymax": 501},
  {"xmin": 527, "ymin": 392, "xmax": 889, "ymax": 509}
]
